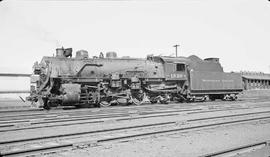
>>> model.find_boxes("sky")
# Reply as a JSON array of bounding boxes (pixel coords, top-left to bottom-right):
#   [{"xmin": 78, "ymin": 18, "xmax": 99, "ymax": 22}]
[{"xmin": 0, "ymin": 0, "xmax": 270, "ymax": 92}]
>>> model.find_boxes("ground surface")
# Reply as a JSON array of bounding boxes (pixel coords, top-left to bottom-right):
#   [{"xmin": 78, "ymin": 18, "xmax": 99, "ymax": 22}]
[
  {"xmin": 54, "ymin": 120, "xmax": 270, "ymax": 157},
  {"xmin": 0, "ymin": 90, "xmax": 270, "ymax": 157}
]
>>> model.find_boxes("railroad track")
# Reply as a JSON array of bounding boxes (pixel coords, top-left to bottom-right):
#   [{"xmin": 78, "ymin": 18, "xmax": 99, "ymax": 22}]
[
  {"xmin": 0, "ymin": 100, "xmax": 246, "ymax": 122},
  {"xmin": 1, "ymin": 99, "xmax": 269, "ymax": 122},
  {"xmin": 1, "ymin": 110, "xmax": 270, "ymax": 157},
  {"xmin": 1, "ymin": 104, "xmax": 269, "ymax": 133},
  {"xmin": 0, "ymin": 98, "xmax": 265, "ymax": 117},
  {"xmin": 201, "ymin": 141, "xmax": 270, "ymax": 157},
  {"xmin": 0, "ymin": 102, "xmax": 201, "ymax": 118},
  {"xmin": 0, "ymin": 107, "xmax": 203, "ymax": 124},
  {"xmin": 0, "ymin": 100, "xmax": 269, "ymax": 133},
  {"xmin": 1, "ymin": 96, "xmax": 270, "ymax": 116}
]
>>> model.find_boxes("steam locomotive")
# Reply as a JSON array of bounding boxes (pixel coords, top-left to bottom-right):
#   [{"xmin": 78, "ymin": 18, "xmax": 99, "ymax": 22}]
[{"xmin": 27, "ymin": 48, "xmax": 243, "ymax": 109}]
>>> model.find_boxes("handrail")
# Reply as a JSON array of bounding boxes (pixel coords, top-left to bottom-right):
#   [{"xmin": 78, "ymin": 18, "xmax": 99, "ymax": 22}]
[{"xmin": 76, "ymin": 63, "xmax": 103, "ymax": 77}]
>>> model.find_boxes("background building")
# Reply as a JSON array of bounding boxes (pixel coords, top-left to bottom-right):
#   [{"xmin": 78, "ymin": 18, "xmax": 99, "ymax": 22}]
[{"xmin": 241, "ymin": 71, "xmax": 270, "ymax": 90}]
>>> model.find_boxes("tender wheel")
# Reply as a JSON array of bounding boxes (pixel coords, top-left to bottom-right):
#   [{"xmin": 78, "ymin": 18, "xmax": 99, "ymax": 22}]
[
  {"xmin": 186, "ymin": 96, "xmax": 195, "ymax": 103},
  {"xmin": 230, "ymin": 94, "xmax": 237, "ymax": 101},
  {"xmin": 209, "ymin": 95, "xmax": 216, "ymax": 101}
]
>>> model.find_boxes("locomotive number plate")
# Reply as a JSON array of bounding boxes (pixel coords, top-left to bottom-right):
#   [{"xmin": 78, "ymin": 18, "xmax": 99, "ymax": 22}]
[{"xmin": 170, "ymin": 74, "xmax": 185, "ymax": 78}]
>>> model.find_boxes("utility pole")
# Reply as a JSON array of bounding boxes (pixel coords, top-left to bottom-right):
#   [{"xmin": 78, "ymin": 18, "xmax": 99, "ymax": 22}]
[{"xmin": 173, "ymin": 44, "xmax": 180, "ymax": 57}]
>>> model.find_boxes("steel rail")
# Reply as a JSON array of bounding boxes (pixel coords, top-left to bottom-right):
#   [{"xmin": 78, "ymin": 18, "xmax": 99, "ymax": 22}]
[
  {"xmin": 201, "ymin": 141, "xmax": 269, "ymax": 157},
  {"xmin": 1, "ymin": 113, "xmax": 270, "ymax": 156},
  {"xmin": 0, "ymin": 121, "xmax": 176, "ymax": 145},
  {"xmin": 0, "ymin": 96, "xmax": 255, "ymax": 114},
  {"xmin": 0, "ymin": 99, "xmax": 255, "ymax": 122},
  {"xmin": 0, "ymin": 109, "xmax": 42, "ymax": 114},
  {"xmin": 0, "ymin": 98, "xmax": 267, "ymax": 118},
  {"xmin": 0, "ymin": 104, "xmax": 269, "ymax": 133},
  {"xmin": 0, "ymin": 111, "xmax": 270, "ymax": 145},
  {"xmin": 0, "ymin": 103, "xmax": 261, "ymax": 129},
  {"xmin": 0, "ymin": 101, "xmax": 199, "ymax": 117},
  {"xmin": 187, "ymin": 105, "xmax": 268, "ymax": 115},
  {"xmin": 0, "ymin": 104, "xmax": 255, "ymax": 125},
  {"xmin": 0, "ymin": 113, "xmax": 180, "ymax": 133},
  {"xmin": 0, "ymin": 103, "xmax": 202, "ymax": 120},
  {"xmin": 0, "ymin": 108, "xmax": 202, "ymax": 125},
  {"xmin": 1, "ymin": 108, "xmax": 270, "ymax": 133}
]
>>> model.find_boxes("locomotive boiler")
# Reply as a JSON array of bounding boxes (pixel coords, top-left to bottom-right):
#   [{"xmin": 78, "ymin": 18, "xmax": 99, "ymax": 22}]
[{"xmin": 27, "ymin": 47, "xmax": 243, "ymax": 109}]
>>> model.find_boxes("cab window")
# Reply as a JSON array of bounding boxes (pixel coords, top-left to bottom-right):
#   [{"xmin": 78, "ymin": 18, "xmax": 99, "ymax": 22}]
[{"xmin": 176, "ymin": 64, "xmax": 185, "ymax": 71}]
